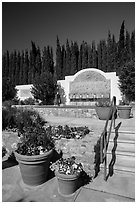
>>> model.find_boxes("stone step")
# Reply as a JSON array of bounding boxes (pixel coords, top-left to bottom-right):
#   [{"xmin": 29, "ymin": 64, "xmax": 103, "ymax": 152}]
[
  {"xmin": 108, "ymin": 130, "xmax": 135, "ymax": 142},
  {"xmin": 107, "ymin": 141, "xmax": 135, "ymax": 154},
  {"xmin": 100, "ymin": 154, "xmax": 135, "ymax": 173}
]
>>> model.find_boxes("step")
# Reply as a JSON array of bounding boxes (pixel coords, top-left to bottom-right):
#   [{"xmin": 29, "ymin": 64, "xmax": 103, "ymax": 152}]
[
  {"xmin": 108, "ymin": 130, "xmax": 135, "ymax": 142},
  {"xmin": 100, "ymin": 154, "xmax": 135, "ymax": 173},
  {"xmin": 107, "ymin": 141, "xmax": 135, "ymax": 154}
]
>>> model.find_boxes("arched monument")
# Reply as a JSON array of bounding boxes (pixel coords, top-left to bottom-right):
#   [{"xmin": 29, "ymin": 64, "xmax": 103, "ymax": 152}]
[{"xmin": 58, "ymin": 68, "xmax": 122, "ymax": 105}]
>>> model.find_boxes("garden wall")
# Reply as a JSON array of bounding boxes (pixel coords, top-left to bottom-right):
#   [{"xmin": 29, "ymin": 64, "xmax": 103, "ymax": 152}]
[{"xmin": 15, "ymin": 105, "xmax": 98, "ymax": 119}]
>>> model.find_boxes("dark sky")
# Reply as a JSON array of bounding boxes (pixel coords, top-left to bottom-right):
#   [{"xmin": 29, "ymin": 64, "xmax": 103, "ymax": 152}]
[{"xmin": 2, "ymin": 2, "xmax": 135, "ymax": 57}]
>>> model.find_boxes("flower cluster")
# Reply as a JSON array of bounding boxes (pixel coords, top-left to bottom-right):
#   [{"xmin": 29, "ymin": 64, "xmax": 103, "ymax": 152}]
[
  {"xmin": 50, "ymin": 157, "xmax": 83, "ymax": 175},
  {"xmin": 95, "ymin": 99, "xmax": 111, "ymax": 107},
  {"xmin": 16, "ymin": 126, "xmax": 54, "ymax": 156},
  {"xmin": 45, "ymin": 125, "xmax": 90, "ymax": 140}
]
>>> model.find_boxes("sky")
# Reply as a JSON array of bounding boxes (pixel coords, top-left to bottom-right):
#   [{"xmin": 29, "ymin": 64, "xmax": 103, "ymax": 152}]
[{"xmin": 2, "ymin": 2, "xmax": 135, "ymax": 58}]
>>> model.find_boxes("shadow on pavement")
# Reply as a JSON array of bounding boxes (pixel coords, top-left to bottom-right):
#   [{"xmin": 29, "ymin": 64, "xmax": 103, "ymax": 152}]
[{"xmin": 2, "ymin": 152, "xmax": 18, "ymax": 170}]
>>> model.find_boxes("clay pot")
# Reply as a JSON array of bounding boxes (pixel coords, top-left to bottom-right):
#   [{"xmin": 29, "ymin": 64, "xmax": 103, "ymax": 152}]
[
  {"xmin": 15, "ymin": 149, "xmax": 53, "ymax": 186},
  {"xmin": 95, "ymin": 107, "xmax": 112, "ymax": 120},
  {"xmin": 55, "ymin": 171, "xmax": 80, "ymax": 196},
  {"xmin": 117, "ymin": 105, "xmax": 132, "ymax": 119}
]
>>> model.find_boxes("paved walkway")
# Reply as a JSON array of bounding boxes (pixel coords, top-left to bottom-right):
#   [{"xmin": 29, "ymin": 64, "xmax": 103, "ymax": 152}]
[{"xmin": 2, "ymin": 114, "xmax": 135, "ymax": 202}]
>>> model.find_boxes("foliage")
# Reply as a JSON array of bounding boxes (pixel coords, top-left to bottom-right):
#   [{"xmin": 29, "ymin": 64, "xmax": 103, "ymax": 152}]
[
  {"xmin": 12, "ymin": 109, "xmax": 54, "ymax": 156},
  {"xmin": 15, "ymin": 109, "xmax": 46, "ymax": 133},
  {"xmin": 16, "ymin": 125, "xmax": 54, "ymax": 156},
  {"xmin": 45, "ymin": 125, "xmax": 90, "ymax": 140},
  {"xmin": 95, "ymin": 98, "xmax": 111, "ymax": 107},
  {"xmin": 50, "ymin": 156, "xmax": 83, "ymax": 175},
  {"xmin": 2, "ymin": 106, "xmax": 17, "ymax": 130},
  {"xmin": 119, "ymin": 100, "xmax": 130, "ymax": 106},
  {"xmin": 20, "ymin": 97, "xmax": 36, "ymax": 105},
  {"xmin": 2, "ymin": 22, "xmax": 135, "ymax": 85},
  {"xmin": 119, "ymin": 60, "xmax": 135, "ymax": 102},
  {"xmin": 31, "ymin": 71, "xmax": 57, "ymax": 105},
  {"xmin": 2, "ymin": 77, "xmax": 17, "ymax": 102}
]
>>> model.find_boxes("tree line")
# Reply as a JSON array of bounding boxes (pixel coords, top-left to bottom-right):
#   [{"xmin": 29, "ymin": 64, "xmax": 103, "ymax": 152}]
[{"xmin": 2, "ymin": 20, "xmax": 135, "ymax": 85}]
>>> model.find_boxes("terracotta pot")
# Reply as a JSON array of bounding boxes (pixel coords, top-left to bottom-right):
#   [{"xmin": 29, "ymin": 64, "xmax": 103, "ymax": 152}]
[
  {"xmin": 55, "ymin": 171, "xmax": 80, "ymax": 196},
  {"xmin": 117, "ymin": 105, "xmax": 132, "ymax": 119},
  {"xmin": 15, "ymin": 149, "xmax": 53, "ymax": 186},
  {"xmin": 95, "ymin": 107, "xmax": 112, "ymax": 120}
]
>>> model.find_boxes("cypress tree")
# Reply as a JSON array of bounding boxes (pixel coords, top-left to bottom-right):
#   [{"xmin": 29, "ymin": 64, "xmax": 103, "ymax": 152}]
[
  {"xmin": 22, "ymin": 49, "xmax": 29, "ymax": 84},
  {"xmin": 117, "ymin": 20, "xmax": 125, "ymax": 75},
  {"xmin": 19, "ymin": 51, "xmax": 25, "ymax": 85},
  {"xmin": 101, "ymin": 40, "xmax": 108, "ymax": 72},
  {"xmin": 131, "ymin": 30, "xmax": 135, "ymax": 60},
  {"xmin": 13, "ymin": 50, "xmax": 17, "ymax": 85},
  {"xmin": 107, "ymin": 30, "xmax": 113, "ymax": 72},
  {"xmin": 65, "ymin": 39, "xmax": 71, "ymax": 76},
  {"xmin": 87, "ymin": 45, "xmax": 93, "ymax": 68},
  {"xmin": 124, "ymin": 30, "xmax": 132, "ymax": 63},
  {"xmin": 15, "ymin": 51, "xmax": 21, "ymax": 85},
  {"xmin": 82, "ymin": 41, "xmax": 88, "ymax": 69},
  {"xmin": 70, "ymin": 41, "xmax": 79, "ymax": 75},
  {"xmin": 91, "ymin": 41, "xmax": 97, "ymax": 68},
  {"xmin": 61, "ymin": 44, "xmax": 66, "ymax": 79},
  {"xmin": 56, "ymin": 36, "xmax": 62, "ymax": 80},
  {"xmin": 78, "ymin": 44, "xmax": 82, "ymax": 71}
]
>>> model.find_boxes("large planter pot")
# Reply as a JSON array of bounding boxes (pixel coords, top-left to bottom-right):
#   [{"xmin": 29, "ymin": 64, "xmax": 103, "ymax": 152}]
[
  {"xmin": 55, "ymin": 171, "xmax": 80, "ymax": 196},
  {"xmin": 15, "ymin": 149, "xmax": 53, "ymax": 186},
  {"xmin": 95, "ymin": 107, "xmax": 112, "ymax": 120},
  {"xmin": 117, "ymin": 105, "xmax": 132, "ymax": 119}
]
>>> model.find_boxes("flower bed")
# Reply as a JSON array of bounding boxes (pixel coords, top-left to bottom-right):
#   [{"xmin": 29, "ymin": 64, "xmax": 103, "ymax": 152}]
[{"xmin": 45, "ymin": 125, "xmax": 90, "ymax": 140}]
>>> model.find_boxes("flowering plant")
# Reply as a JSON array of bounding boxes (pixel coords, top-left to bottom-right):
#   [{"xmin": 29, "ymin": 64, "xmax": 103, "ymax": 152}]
[
  {"xmin": 16, "ymin": 126, "xmax": 54, "ymax": 156},
  {"xmin": 95, "ymin": 99, "xmax": 111, "ymax": 107},
  {"xmin": 45, "ymin": 125, "xmax": 90, "ymax": 140},
  {"xmin": 50, "ymin": 156, "xmax": 83, "ymax": 176}
]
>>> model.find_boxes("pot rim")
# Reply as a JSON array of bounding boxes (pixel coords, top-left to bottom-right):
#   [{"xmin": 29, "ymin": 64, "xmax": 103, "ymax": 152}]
[
  {"xmin": 15, "ymin": 149, "xmax": 53, "ymax": 162},
  {"xmin": 55, "ymin": 171, "xmax": 80, "ymax": 180}
]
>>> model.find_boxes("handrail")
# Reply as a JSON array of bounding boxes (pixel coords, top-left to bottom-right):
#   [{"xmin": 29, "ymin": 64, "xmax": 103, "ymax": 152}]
[{"xmin": 100, "ymin": 96, "xmax": 116, "ymax": 181}]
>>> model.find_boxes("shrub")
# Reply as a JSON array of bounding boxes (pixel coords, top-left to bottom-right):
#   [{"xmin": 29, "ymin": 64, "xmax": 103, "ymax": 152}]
[
  {"xmin": 21, "ymin": 97, "xmax": 36, "ymax": 105},
  {"xmin": 2, "ymin": 106, "xmax": 17, "ymax": 130},
  {"xmin": 15, "ymin": 109, "xmax": 46, "ymax": 133},
  {"xmin": 16, "ymin": 125, "xmax": 54, "ymax": 156},
  {"xmin": 31, "ymin": 71, "xmax": 57, "ymax": 105},
  {"xmin": 119, "ymin": 60, "xmax": 135, "ymax": 102},
  {"xmin": 2, "ymin": 77, "xmax": 17, "ymax": 102}
]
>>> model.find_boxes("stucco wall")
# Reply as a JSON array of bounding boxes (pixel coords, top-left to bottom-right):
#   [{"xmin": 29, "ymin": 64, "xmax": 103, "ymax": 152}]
[{"xmin": 16, "ymin": 68, "xmax": 122, "ymax": 105}]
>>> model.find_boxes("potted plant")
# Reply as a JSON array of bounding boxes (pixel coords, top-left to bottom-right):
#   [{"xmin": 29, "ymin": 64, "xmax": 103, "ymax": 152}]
[
  {"xmin": 50, "ymin": 156, "xmax": 83, "ymax": 196},
  {"xmin": 117, "ymin": 99, "xmax": 132, "ymax": 119},
  {"xmin": 95, "ymin": 99, "xmax": 113, "ymax": 120},
  {"xmin": 14, "ymin": 109, "xmax": 55, "ymax": 186}
]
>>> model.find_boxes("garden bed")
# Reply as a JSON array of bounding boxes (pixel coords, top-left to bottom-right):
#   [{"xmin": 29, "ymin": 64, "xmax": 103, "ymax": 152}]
[{"xmin": 2, "ymin": 124, "xmax": 100, "ymax": 177}]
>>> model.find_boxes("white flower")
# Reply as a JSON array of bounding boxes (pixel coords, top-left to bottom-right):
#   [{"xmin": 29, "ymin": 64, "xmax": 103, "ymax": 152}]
[{"xmin": 11, "ymin": 143, "xmax": 17, "ymax": 149}]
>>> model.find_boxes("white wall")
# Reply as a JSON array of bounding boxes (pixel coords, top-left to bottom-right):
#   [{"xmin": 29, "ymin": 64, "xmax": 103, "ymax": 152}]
[{"xmin": 16, "ymin": 68, "xmax": 122, "ymax": 105}]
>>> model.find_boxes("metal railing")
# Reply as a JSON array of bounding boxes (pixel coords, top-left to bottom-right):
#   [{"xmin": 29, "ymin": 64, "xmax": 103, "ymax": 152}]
[{"xmin": 100, "ymin": 96, "xmax": 116, "ymax": 181}]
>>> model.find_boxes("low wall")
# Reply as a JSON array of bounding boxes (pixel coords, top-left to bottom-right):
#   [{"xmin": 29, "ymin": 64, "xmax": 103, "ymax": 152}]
[{"xmin": 15, "ymin": 105, "xmax": 98, "ymax": 119}]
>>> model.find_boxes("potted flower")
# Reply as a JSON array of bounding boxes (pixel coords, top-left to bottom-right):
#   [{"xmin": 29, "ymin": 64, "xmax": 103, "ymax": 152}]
[
  {"xmin": 95, "ymin": 99, "xmax": 113, "ymax": 120},
  {"xmin": 50, "ymin": 156, "xmax": 83, "ymax": 196},
  {"xmin": 117, "ymin": 99, "xmax": 132, "ymax": 119},
  {"xmin": 14, "ymin": 109, "xmax": 54, "ymax": 186}
]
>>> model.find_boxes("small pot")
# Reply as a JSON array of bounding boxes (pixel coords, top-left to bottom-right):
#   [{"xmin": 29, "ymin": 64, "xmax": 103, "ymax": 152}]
[
  {"xmin": 55, "ymin": 171, "xmax": 80, "ymax": 196},
  {"xmin": 15, "ymin": 149, "xmax": 53, "ymax": 186},
  {"xmin": 117, "ymin": 105, "xmax": 132, "ymax": 119}
]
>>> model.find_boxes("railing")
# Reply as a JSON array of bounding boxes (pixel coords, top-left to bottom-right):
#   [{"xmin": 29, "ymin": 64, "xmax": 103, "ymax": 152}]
[{"xmin": 100, "ymin": 96, "xmax": 116, "ymax": 181}]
